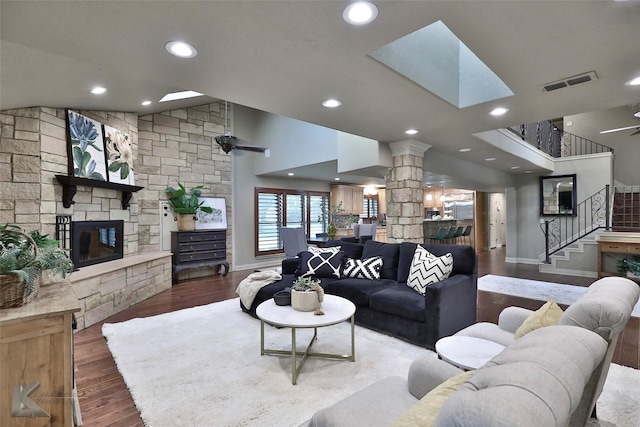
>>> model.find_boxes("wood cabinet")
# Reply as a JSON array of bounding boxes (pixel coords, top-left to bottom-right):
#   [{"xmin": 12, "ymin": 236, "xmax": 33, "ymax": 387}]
[
  {"xmin": 171, "ymin": 230, "xmax": 229, "ymax": 281},
  {"xmin": 597, "ymin": 232, "xmax": 640, "ymax": 279},
  {"xmin": 0, "ymin": 282, "xmax": 81, "ymax": 427},
  {"xmin": 331, "ymin": 185, "xmax": 364, "ymax": 215}
]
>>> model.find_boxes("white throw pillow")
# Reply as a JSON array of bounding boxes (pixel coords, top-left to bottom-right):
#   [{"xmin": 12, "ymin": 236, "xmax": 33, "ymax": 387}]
[
  {"xmin": 407, "ymin": 245, "xmax": 453, "ymax": 295},
  {"xmin": 309, "ymin": 246, "xmax": 341, "ymax": 254},
  {"xmin": 342, "ymin": 256, "xmax": 383, "ymax": 280}
]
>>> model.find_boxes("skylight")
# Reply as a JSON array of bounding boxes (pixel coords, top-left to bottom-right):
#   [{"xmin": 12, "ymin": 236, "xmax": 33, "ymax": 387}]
[{"xmin": 369, "ymin": 20, "xmax": 513, "ymax": 109}]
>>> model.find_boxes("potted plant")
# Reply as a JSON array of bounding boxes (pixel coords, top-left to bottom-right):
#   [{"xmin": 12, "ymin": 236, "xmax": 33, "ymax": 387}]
[
  {"xmin": 322, "ymin": 202, "xmax": 358, "ymax": 240},
  {"xmin": 617, "ymin": 256, "xmax": 640, "ymax": 279},
  {"xmin": 0, "ymin": 224, "xmax": 74, "ymax": 309},
  {"xmin": 165, "ymin": 180, "xmax": 213, "ymax": 231},
  {"xmin": 291, "ymin": 276, "xmax": 323, "ymax": 312}
]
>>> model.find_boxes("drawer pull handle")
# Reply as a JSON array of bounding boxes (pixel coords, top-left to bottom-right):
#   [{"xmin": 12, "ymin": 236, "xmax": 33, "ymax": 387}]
[{"xmin": 189, "ymin": 255, "xmax": 194, "ymax": 260}]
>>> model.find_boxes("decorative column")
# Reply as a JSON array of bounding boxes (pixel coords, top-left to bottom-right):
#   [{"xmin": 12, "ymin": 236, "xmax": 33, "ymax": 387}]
[{"xmin": 385, "ymin": 140, "xmax": 431, "ymax": 243}]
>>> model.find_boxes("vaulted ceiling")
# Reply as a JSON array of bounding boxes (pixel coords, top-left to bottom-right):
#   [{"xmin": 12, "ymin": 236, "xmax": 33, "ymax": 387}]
[{"xmin": 2, "ymin": 1, "xmax": 639, "ymax": 184}]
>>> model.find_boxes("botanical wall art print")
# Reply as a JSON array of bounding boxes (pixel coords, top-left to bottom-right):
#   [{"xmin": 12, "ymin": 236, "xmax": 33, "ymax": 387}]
[
  {"xmin": 196, "ymin": 197, "xmax": 227, "ymax": 230},
  {"xmin": 66, "ymin": 110, "xmax": 108, "ymax": 181},
  {"xmin": 103, "ymin": 124, "xmax": 135, "ymax": 185}
]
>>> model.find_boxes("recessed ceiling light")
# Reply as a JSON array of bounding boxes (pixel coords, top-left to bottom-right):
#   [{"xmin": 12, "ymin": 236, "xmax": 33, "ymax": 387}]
[
  {"xmin": 90, "ymin": 86, "xmax": 107, "ymax": 95},
  {"xmin": 141, "ymin": 100, "xmax": 152, "ymax": 106},
  {"xmin": 489, "ymin": 107, "xmax": 508, "ymax": 116},
  {"xmin": 322, "ymin": 99, "xmax": 342, "ymax": 108},
  {"xmin": 404, "ymin": 129, "xmax": 420, "ymax": 135},
  {"xmin": 343, "ymin": 2, "xmax": 378, "ymax": 25},
  {"xmin": 634, "ymin": 111, "xmax": 640, "ymax": 118},
  {"xmin": 625, "ymin": 75, "xmax": 640, "ymax": 86},
  {"xmin": 525, "ymin": 170, "xmax": 533, "ymax": 174},
  {"xmin": 485, "ymin": 157, "xmax": 496, "ymax": 161},
  {"xmin": 165, "ymin": 41, "xmax": 198, "ymax": 58},
  {"xmin": 159, "ymin": 90, "xmax": 204, "ymax": 102},
  {"xmin": 510, "ymin": 166, "xmax": 520, "ymax": 170},
  {"xmin": 458, "ymin": 148, "xmax": 471, "ymax": 152},
  {"xmin": 334, "ymin": 177, "xmax": 341, "ymax": 181},
  {"xmin": 288, "ymin": 172, "xmax": 294, "ymax": 176}
]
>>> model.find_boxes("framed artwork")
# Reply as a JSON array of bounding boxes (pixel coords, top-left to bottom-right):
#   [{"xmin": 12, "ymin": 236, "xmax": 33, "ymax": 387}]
[
  {"xmin": 103, "ymin": 124, "xmax": 135, "ymax": 185},
  {"xmin": 66, "ymin": 110, "xmax": 108, "ymax": 181},
  {"xmin": 539, "ymin": 174, "xmax": 577, "ymax": 216},
  {"xmin": 196, "ymin": 197, "xmax": 227, "ymax": 230}
]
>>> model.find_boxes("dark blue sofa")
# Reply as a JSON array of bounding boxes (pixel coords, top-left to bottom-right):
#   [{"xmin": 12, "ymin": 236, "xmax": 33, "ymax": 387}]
[{"xmin": 240, "ymin": 240, "xmax": 477, "ymax": 350}]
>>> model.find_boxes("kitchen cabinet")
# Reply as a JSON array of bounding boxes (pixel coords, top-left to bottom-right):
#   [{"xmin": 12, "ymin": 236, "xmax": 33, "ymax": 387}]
[{"xmin": 331, "ymin": 185, "xmax": 364, "ymax": 215}]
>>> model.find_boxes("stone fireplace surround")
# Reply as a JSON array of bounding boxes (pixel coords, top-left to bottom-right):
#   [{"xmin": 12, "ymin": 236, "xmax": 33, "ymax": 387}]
[{"xmin": 0, "ymin": 103, "xmax": 232, "ymax": 330}]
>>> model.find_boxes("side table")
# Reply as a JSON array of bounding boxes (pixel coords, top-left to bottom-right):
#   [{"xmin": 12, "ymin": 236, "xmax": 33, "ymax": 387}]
[
  {"xmin": 171, "ymin": 230, "xmax": 229, "ymax": 281},
  {"xmin": 435, "ymin": 336, "xmax": 505, "ymax": 370}
]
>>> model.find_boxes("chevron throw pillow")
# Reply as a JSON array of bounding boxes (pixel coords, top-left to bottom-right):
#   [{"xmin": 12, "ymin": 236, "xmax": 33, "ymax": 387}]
[
  {"xmin": 407, "ymin": 245, "xmax": 453, "ymax": 295},
  {"xmin": 342, "ymin": 256, "xmax": 383, "ymax": 280}
]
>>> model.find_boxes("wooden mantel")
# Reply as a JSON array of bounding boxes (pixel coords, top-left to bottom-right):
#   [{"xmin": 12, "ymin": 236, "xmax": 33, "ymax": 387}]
[{"xmin": 55, "ymin": 175, "xmax": 143, "ymax": 209}]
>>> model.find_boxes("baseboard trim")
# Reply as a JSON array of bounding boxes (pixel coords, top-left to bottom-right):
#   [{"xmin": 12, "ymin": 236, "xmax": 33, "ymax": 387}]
[{"xmin": 505, "ymin": 257, "xmax": 539, "ymax": 265}]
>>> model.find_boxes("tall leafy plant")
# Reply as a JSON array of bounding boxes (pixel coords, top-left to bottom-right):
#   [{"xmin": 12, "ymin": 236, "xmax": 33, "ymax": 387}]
[{"xmin": 165, "ymin": 181, "xmax": 213, "ymax": 215}]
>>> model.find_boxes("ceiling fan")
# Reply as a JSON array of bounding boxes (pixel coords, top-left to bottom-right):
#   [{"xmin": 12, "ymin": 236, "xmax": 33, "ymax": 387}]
[
  {"xmin": 214, "ymin": 101, "xmax": 267, "ymax": 154},
  {"xmin": 600, "ymin": 111, "xmax": 640, "ymax": 136}
]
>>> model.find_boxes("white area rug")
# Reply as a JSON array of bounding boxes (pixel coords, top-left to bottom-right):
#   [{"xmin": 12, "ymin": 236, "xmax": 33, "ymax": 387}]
[
  {"xmin": 478, "ymin": 274, "xmax": 640, "ymax": 318},
  {"xmin": 103, "ymin": 298, "xmax": 640, "ymax": 427}
]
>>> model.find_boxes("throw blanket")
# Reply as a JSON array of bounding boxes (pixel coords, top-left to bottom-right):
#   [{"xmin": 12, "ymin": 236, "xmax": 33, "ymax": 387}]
[{"xmin": 236, "ymin": 270, "xmax": 282, "ymax": 308}]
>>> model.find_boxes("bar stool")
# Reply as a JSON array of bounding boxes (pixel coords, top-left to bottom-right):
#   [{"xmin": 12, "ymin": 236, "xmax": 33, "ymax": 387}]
[
  {"xmin": 452, "ymin": 226, "xmax": 464, "ymax": 244},
  {"xmin": 443, "ymin": 226, "xmax": 457, "ymax": 244},
  {"xmin": 461, "ymin": 225, "xmax": 473, "ymax": 246},
  {"xmin": 428, "ymin": 226, "xmax": 447, "ymax": 244}
]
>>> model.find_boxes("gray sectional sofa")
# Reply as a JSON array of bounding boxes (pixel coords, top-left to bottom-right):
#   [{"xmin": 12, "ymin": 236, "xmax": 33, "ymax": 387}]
[
  {"xmin": 240, "ymin": 239, "xmax": 478, "ymax": 350},
  {"xmin": 301, "ymin": 276, "xmax": 640, "ymax": 427}
]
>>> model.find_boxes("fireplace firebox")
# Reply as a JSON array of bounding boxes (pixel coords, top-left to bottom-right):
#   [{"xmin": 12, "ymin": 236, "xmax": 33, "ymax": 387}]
[{"xmin": 71, "ymin": 220, "xmax": 124, "ymax": 268}]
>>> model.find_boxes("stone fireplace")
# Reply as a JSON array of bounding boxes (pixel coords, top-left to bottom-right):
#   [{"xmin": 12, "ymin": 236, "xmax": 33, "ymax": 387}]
[{"xmin": 71, "ymin": 220, "xmax": 124, "ymax": 268}]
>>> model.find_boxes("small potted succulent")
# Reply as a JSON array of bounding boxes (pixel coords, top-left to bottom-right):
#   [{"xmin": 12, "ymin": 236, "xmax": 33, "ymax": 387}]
[
  {"xmin": 291, "ymin": 276, "xmax": 323, "ymax": 313},
  {"xmin": 165, "ymin": 180, "xmax": 213, "ymax": 231}
]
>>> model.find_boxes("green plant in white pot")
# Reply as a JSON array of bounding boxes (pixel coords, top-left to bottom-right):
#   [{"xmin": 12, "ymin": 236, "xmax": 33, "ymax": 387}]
[
  {"xmin": 165, "ymin": 180, "xmax": 213, "ymax": 231},
  {"xmin": 291, "ymin": 276, "xmax": 324, "ymax": 314}
]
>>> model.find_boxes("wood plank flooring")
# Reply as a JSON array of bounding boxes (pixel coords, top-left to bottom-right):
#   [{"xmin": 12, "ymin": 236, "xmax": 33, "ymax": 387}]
[{"xmin": 73, "ymin": 247, "xmax": 639, "ymax": 426}]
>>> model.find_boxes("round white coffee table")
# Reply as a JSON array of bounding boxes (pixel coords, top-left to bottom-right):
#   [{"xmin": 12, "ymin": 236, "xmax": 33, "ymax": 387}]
[
  {"xmin": 435, "ymin": 336, "xmax": 505, "ymax": 370},
  {"xmin": 256, "ymin": 294, "xmax": 356, "ymax": 385}
]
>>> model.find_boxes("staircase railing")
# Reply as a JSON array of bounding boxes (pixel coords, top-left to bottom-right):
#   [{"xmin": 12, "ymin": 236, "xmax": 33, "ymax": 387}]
[
  {"xmin": 506, "ymin": 120, "xmax": 614, "ymax": 158},
  {"xmin": 541, "ymin": 185, "xmax": 610, "ymax": 263}
]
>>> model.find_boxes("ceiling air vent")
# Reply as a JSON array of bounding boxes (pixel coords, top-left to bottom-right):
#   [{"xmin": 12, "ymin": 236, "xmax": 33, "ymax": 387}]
[{"xmin": 541, "ymin": 71, "xmax": 598, "ymax": 92}]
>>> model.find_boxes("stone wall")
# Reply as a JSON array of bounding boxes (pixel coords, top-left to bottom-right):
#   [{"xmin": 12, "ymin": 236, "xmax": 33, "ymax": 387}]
[
  {"xmin": 137, "ymin": 102, "xmax": 233, "ymax": 278},
  {"xmin": 0, "ymin": 107, "xmax": 139, "ymax": 249}
]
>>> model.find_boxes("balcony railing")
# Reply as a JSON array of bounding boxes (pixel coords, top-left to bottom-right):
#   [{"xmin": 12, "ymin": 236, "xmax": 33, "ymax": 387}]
[{"xmin": 506, "ymin": 120, "xmax": 613, "ymax": 158}]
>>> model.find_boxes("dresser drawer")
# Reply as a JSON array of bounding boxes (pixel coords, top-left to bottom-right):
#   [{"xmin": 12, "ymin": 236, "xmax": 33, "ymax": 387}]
[
  {"xmin": 177, "ymin": 231, "xmax": 225, "ymax": 243},
  {"xmin": 178, "ymin": 250, "xmax": 226, "ymax": 263},
  {"xmin": 600, "ymin": 242, "xmax": 628, "ymax": 253},
  {"xmin": 178, "ymin": 241, "xmax": 225, "ymax": 253},
  {"xmin": 627, "ymin": 243, "xmax": 640, "ymax": 254}
]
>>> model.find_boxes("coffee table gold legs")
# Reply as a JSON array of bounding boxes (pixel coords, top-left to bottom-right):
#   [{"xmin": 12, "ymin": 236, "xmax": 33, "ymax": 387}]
[{"xmin": 260, "ymin": 316, "xmax": 355, "ymax": 385}]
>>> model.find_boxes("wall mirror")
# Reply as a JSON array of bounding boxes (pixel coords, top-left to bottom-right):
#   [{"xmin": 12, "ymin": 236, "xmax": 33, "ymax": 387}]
[{"xmin": 539, "ymin": 174, "xmax": 577, "ymax": 216}]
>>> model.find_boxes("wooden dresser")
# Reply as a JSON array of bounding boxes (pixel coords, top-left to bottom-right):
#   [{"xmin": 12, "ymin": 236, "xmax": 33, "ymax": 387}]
[
  {"xmin": 0, "ymin": 282, "xmax": 81, "ymax": 427},
  {"xmin": 171, "ymin": 230, "xmax": 229, "ymax": 281},
  {"xmin": 596, "ymin": 232, "xmax": 640, "ymax": 279}
]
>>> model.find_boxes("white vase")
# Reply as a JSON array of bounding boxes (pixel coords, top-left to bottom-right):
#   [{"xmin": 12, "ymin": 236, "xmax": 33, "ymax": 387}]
[{"xmin": 291, "ymin": 289, "xmax": 318, "ymax": 312}]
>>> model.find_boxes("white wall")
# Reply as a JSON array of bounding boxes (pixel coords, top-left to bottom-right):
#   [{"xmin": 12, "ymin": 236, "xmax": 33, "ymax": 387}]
[{"xmin": 507, "ymin": 153, "xmax": 613, "ymax": 263}]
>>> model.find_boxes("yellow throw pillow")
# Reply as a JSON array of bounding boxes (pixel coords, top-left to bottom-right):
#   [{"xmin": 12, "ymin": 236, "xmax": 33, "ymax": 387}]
[
  {"xmin": 392, "ymin": 370, "xmax": 475, "ymax": 427},
  {"xmin": 514, "ymin": 300, "xmax": 563, "ymax": 339}
]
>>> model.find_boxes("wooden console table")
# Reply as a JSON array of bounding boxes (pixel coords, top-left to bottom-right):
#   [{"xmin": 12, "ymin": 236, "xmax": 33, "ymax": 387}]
[
  {"xmin": 596, "ymin": 232, "xmax": 640, "ymax": 279},
  {"xmin": 171, "ymin": 230, "xmax": 229, "ymax": 281},
  {"xmin": 0, "ymin": 282, "xmax": 81, "ymax": 427}
]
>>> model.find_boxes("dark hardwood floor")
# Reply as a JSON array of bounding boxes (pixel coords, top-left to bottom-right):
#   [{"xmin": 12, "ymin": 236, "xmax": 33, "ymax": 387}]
[{"xmin": 73, "ymin": 247, "xmax": 639, "ymax": 426}]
